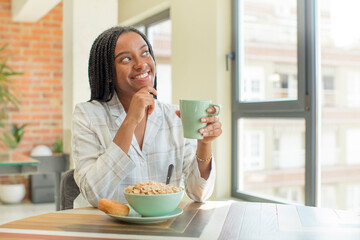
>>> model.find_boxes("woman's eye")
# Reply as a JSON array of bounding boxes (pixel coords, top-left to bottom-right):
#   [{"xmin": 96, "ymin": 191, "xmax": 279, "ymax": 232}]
[
  {"xmin": 121, "ymin": 57, "xmax": 131, "ymax": 62},
  {"xmin": 142, "ymin": 50, "xmax": 150, "ymax": 56}
]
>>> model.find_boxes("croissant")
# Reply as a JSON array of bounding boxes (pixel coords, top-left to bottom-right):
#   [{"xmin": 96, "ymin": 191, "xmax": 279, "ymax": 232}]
[{"xmin": 98, "ymin": 199, "xmax": 129, "ymax": 216}]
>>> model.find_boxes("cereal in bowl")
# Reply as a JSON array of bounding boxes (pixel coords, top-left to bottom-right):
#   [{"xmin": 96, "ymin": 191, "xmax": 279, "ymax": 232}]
[{"xmin": 124, "ymin": 180, "xmax": 183, "ymax": 195}]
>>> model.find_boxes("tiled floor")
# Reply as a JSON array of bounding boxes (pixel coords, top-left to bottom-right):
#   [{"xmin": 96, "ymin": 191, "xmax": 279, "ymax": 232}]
[{"xmin": 0, "ymin": 200, "xmax": 55, "ymax": 225}]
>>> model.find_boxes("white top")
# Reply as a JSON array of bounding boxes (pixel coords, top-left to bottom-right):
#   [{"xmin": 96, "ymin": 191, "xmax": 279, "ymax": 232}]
[{"xmin": 71, "ymin": 94, "xmax": 216, "ymax": 207}]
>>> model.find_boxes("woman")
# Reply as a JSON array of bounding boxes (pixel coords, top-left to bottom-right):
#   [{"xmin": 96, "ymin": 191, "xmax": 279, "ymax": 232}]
[{"xmin": 72, "ymin": 26, "xmax": 222, "ymax": 207}]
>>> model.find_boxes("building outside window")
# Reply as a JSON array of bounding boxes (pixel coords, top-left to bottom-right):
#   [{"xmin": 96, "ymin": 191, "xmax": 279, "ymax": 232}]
[
  {"xmin": 242, "ymin": 130, "xmax": 264, "ymax": 171},
  {"xmin": 346, "ymin": 185, "xmax": 360, "ymax": 210},
  {"xmin": 232, "ymin": 0, "xmax": 360, "ymax": 210}
]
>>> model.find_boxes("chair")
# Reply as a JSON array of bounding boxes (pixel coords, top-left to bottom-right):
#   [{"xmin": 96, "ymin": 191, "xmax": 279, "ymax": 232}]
[{"xmin": 60, "ymin": 169, "xmax": 80, "ymax": 210}]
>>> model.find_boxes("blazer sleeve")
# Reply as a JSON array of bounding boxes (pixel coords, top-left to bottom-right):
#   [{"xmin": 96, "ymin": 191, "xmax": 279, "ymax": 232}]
[
  {"xmin": 182, "ymin": 138, "xmax": 216, "ymax": 202},
  {"xmin": 72, "ymin": 104, "xmax": 136, "ymax": 207}
]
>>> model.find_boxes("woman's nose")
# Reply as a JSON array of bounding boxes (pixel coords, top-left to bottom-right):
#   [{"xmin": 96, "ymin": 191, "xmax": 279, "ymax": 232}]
[{"xmin": 133, "ymin": 58, "xmax": 147, "ymax": 70}]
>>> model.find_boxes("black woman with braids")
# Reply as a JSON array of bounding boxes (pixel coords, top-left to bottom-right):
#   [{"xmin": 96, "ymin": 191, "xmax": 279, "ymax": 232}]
[{"xmin": 71, "ymin": 26, "xmax": 222, "ymax": 208}]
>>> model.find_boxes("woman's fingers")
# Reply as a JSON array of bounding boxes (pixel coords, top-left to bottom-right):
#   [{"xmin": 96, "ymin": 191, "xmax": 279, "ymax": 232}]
[
  {"xmin": 201, "ymin": 115, "xmax": 219, "ymax": 124},
  {"xmin": 138, "ymin": 86, "xmax": 158, "ymax": 96},
  {"xmin": 127, "ymin": 87, "xmax": 157, "ymax": 122},
  {"xmin": 206, "ymin": 106, "xmax": 217, "ymax": 114},
  {"xmin": 136, "ymin": 87, "xmax": 157, "ymax": 115},
  {"xmin": 198, "ymin": 123, "xmax": 223, "ymax": 143},
  {"xmin": 147, "ymin": 101, "xmax": 155, "ymax": 115},
  {"xmin": 202, "ymin": 128, "xmax": 222, "ymax": 137},
  {"xmin": 199, "ymin": 121, "xmax": 222, "ymax": 136},
  {"xmin": 175, "ymin": 110, "xmax": 181, "ymax": 118}
]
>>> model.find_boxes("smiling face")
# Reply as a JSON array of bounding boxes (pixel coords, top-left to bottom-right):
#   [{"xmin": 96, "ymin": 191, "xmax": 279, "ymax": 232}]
[{"xmin": 113, "ymin": 31, "xmax": 155, "ymax": 100}]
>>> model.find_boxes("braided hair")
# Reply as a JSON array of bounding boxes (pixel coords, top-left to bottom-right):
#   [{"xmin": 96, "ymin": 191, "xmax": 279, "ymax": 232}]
[{"xmin": 88, "ymin": 26, "xmax": 157, "ymax": 102}]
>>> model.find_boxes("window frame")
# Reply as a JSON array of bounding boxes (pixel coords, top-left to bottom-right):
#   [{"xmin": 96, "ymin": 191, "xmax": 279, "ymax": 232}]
[
  {"xmin": 132, "ymin": 9, "xmax": 170, "ymax": 36},
  {"xmin": 231, "ymin": 0, "xmax": 320, "ymax": 206}
]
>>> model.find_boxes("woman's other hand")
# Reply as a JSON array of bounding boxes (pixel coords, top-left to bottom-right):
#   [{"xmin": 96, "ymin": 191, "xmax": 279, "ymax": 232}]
[{"xmin": 198, "ymin": 106, "xmax": 222, "ymax": 144}]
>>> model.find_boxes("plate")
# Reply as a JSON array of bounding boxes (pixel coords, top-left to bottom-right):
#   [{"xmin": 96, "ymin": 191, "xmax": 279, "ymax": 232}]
[{"xmin": 107, "ymin": 204, "xmax": 183, "ymax": 224}]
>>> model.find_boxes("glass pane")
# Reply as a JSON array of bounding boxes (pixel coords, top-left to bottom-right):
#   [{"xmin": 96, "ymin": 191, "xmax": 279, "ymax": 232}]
[
  {"xmin": 147, "ymin": 20, "xmax": 172, "ymax": 104},
  {"xmin": 241, "ymin": 0, "xmax": 298, "ymax": 102},
  {"xmin": 238, "ymin": 118, "xmax": 305, "ymax": 204},
  {"xmin": 319, "ymin": 0, "xmax": 360, "ymax": 210}
]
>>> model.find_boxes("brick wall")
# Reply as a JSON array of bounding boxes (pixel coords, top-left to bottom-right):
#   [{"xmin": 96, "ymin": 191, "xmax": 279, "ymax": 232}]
[{"xmin": 0, "ymin": 0, "xmax": 63, "ymax": 198}]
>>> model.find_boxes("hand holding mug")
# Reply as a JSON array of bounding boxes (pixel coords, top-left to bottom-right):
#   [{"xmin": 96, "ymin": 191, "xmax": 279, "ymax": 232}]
[
  {"xmin": 197, "ymin": 106, "xmax": 222, "ymax": 144},
  {"xmin": 178, "ymin": 99, "xmax": 222, "ymax": 141}
]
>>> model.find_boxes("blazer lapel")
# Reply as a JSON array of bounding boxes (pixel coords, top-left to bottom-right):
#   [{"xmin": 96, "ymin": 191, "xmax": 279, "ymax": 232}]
[{"xmin": 142, "ymin": 101, "xmax": 163, "ymax": 156}]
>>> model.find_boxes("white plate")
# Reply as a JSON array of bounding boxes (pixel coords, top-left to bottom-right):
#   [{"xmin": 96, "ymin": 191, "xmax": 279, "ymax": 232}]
[{"xmin": 107, "ymin": 204, "xmax": 183, "ymax": 224}]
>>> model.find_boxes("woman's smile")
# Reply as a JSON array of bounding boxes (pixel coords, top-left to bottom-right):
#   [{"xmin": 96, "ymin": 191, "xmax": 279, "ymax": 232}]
[{"xmin": 132, "ymin": 71, "xmax": 151, "ymax": 81}]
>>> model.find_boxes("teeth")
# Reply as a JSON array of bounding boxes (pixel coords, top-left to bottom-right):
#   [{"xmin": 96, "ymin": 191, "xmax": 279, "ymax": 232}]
[{"xmin": 135, "ymin": 72, "xmax": 149, "ymax": 79}]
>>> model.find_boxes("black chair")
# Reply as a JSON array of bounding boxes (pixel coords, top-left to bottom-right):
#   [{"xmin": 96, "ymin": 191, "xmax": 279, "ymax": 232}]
[{"xmin": 60, "ymin": 169, "xmax": 80, "ymax": 210}]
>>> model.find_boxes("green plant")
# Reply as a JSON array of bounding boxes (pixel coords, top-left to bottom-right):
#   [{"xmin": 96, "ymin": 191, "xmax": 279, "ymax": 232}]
[
  {"xmin": 52, "ymin": 137, "xmax": 63, "ymax": 153},
  {"xmin": 0, "ymin": 44, "xmax": 24, "ymax": 153},
  {"xmin": 3, "ymin": 124, "xmax": 27, "ymax": 149},
  {"xmin": 0, "ymin": 44, "xmax": 22, "ymax": 127}
]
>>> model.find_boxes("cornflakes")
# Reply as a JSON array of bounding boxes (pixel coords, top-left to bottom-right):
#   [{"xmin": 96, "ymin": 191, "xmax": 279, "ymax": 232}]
[{"xmin": 124, "ymin": 180, "xmax": 183, "ymax": 195}]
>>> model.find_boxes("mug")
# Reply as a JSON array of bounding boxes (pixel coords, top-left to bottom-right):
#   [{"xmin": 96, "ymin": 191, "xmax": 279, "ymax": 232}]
[{"xmin": 179, "ymin": 99, "xmax": 221, "ymax": 139}]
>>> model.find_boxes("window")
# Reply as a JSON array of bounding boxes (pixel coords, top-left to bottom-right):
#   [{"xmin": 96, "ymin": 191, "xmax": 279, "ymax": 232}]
[
  {"xmin": 232, "ymin": 0, "xmax": 307, "ymax": 205},
  {"xmin": 321, "ymin": 129, "xmax": 338, "ymax": 166},
  {"xmin": 133, "ymin": 10, "xmax": 172, "ymax": 104},
  {"xmin": 242, "ymin": 66, "xmax": 265, "ymax": 100},
  {"xmin": 240, "ymin": 0, "xmax": 298, "ymax": 103},
  {"xmin": 238, "ymin": 118, "xmax": 305, "ymax": 204},
  {"xmin": 241, "ymin": 129, "xmax": 264, "ymax": 171},
  {"xmin": 346, "ymin": 185, "xmax": 360, "ymax": 210},
  {"xmin": 320, "ymin": 0, "xmax": 360, "ymax": 210},
  {"xmin": 346, "ymin": 129, "xmax": 360, "ymax": 165},
  {"xmin": 322, "ymin": 76, "xmax": 334, "ymax": 90},
  {"xmin": 347, "ymin": 73, "xmax": 360, "ymax": 108},
  {"xmin": 277, "ymin": 187, "xmax": 303, "ymax": 203},
  {"xmin": 232, "ymin": 0, "xmax": 360, "ymax": 210},
  {"xmin": 321, "ymin": 185, "xmax": 337, "ymax": 208}
]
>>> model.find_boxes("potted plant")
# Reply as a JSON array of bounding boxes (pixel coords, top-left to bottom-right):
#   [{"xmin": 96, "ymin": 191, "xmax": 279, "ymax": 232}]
[
  {"xmin": 0, "ymin": 44, "xmax": 26, "ymax": 204},
  {"xmin": 3, "ymin": 124, "xmax": 27, "ymax": 150},
  {"xmin": 0, "ymin": 44, "xmax": 21, "ymax": 129},
  {"xmin": 0, "ymin": 44, "xmax": 22, "ymax": 154},
  {"xmin": 52, "ymin": 136, "xmax": 63, "ymax": 154}
]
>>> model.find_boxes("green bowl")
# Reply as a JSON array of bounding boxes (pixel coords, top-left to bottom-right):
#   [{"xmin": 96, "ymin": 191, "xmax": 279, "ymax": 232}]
[{"xmin": 124, "ymin": 190, "xmax": 184, "ymax": 217}]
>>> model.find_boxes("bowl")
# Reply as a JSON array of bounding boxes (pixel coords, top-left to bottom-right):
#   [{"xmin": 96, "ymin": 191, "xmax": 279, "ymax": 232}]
[
  {"xmin": 0, "ymin": 184, "xmax": 26, "ymax": 204},
  {"xmin": 30, "ymin": 145, "xmax": 52, "ymax": 156},
  {"xmin": 124, "ymin": 190, "xmax": 184, "ymax": 217}
]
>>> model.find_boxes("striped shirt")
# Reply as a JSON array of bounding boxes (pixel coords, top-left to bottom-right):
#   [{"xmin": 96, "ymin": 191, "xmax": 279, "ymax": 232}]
[{"xmin": 72, "ymin": 94, "xmax": 216, "ymax": 207}]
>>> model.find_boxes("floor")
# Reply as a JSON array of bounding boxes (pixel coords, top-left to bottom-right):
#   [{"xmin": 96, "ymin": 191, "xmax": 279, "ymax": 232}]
[{"xmin": 0, "ymin": 200, "xmax": 55, "ymax": 225}]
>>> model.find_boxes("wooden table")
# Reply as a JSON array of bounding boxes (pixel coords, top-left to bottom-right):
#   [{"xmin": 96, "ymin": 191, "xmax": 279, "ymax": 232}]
[
  {"xmin": 0, "ymin": 152, "xmax": 69, "ymax": 211},
  {"xmin": 1, "ymin": 201, "xmax": 360, "ymax": 239}
]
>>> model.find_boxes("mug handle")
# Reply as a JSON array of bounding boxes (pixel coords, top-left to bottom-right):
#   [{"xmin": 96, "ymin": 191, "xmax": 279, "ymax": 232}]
[{"xmin": 208, "ymin": 104, "xmax": 221, "ymax": 116}]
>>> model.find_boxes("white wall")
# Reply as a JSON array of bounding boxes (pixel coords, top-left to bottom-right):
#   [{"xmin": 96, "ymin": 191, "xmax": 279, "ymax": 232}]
[{"xmin": 63, "ymin": 0, "xmax": 118, "ymax": 165}]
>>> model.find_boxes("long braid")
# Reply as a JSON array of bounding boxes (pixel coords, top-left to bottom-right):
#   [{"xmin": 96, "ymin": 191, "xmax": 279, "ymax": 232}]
[
  {"xmin": 104, "ymin": 31, "xmax": 117, "ymax": 101},
  {"xmin": 109, "ymin": 33, "xmax": 118, "ymax": 99},
  {"xmin": 88, "ymin": 26, "xmax": 157, "ymax": 102}
]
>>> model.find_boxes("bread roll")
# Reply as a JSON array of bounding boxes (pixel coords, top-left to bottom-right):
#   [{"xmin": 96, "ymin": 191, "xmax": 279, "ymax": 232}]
[{"xmin": 98, "ymin": 199, "xmax": 129, "ymax": 216}]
